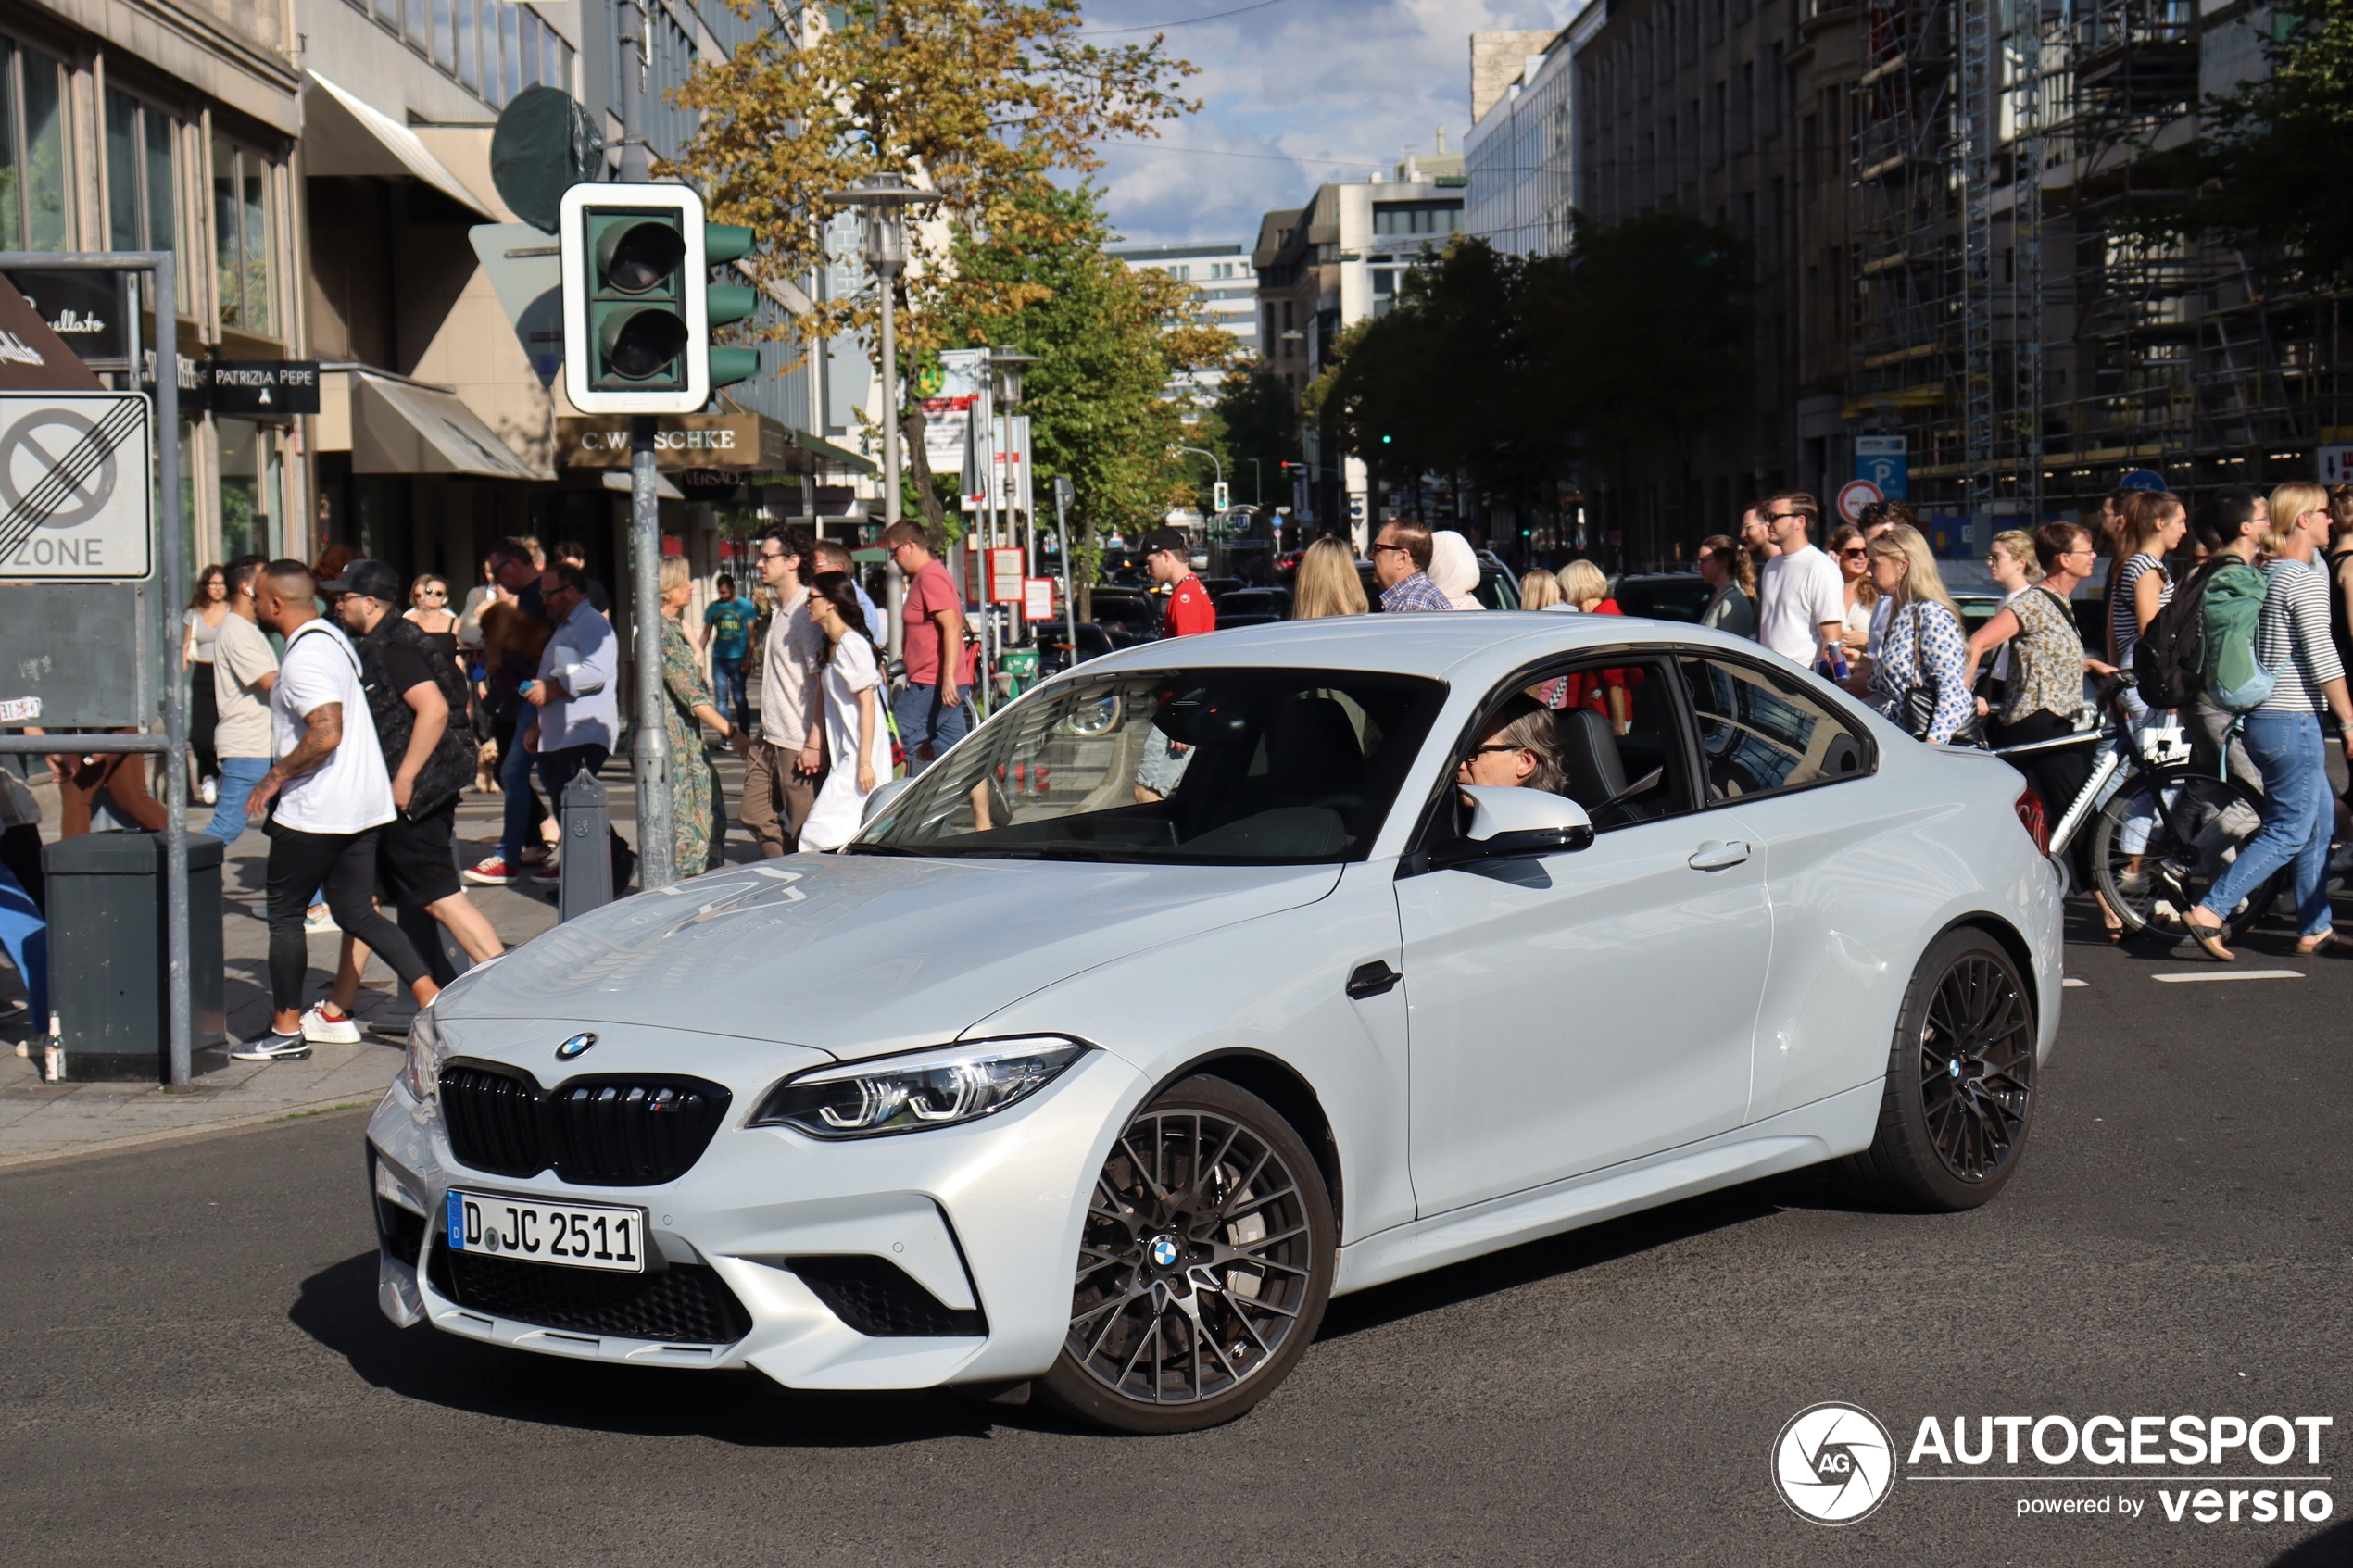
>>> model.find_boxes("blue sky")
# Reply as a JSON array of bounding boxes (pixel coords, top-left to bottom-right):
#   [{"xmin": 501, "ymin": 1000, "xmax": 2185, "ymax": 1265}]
[{"xmin": 1078, "ymin": 0, "xmax": 1564, "ymax": 248}]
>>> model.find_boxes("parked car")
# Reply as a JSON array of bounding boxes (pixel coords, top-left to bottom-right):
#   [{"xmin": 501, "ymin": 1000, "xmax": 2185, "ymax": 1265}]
[
  {"xmin": 371, "ymin": 614, "xmax": 2059, "ymax": 1434},
  {"xmin": 1216, "ymin": 587, "xmax": 1291, "ymax": 621},
  {"xmin": 1611, "ymin": 572, "xmax": 1716, "ymax": 624}
]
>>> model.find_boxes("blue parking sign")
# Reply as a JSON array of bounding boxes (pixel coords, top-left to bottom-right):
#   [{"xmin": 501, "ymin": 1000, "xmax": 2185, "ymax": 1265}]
[{"xmin": 1856, "ymin": 435, "xmax": 1907, "ymax": 501}]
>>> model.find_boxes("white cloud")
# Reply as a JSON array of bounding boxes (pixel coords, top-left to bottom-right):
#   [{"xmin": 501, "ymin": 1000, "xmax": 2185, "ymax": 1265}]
[{"xmin": 1075, "ymin": 0, "xmax": 1566, "ymax": 247}]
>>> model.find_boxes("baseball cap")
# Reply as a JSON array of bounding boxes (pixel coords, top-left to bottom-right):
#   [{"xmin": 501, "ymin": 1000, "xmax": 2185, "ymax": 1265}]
[
  {"xmin": 318, "ymin": 558, "xmax": 403, "ymax": 602},
  {"xmin": 1139, "ymin": 527, "xmax": 1190, "ymax": 558}
]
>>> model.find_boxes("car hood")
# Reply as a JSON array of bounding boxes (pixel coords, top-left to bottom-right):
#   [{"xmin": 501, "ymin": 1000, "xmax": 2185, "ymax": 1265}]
[{"xmin": 434, "ymin": 853, "xmax": 1341, "ymax": 1060}]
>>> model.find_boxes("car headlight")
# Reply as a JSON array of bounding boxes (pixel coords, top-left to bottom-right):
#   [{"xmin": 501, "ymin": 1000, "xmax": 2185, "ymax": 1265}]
[
  {"xmin": 750, "ymin": 1035, "xmax": 1089, "ymax": 1139},
  {"xmin": 402, "ymin": 1008, "xmax": 446, "ymax": 1102}
]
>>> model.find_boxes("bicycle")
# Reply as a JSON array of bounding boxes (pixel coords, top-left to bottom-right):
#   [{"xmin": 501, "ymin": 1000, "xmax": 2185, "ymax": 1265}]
[{"xmin": 1994, "ymin": 676, "xmax": 2282, "ymax": 942}]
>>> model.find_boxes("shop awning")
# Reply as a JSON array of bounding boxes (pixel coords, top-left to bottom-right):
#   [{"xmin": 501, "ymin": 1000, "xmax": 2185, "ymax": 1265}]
[
  {"xmin": 303, "ymin": 73, "xmax": 494, "ymax": 219},
  {"xmin": 353, "ymin": 373, "xmax": 543, "ymax": 480}
]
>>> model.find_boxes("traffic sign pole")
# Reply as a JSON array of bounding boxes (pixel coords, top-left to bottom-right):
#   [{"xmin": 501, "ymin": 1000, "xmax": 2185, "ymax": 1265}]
[{"xmin": 629, "ymin": 413, "xmax": 672, "ymax": 891}]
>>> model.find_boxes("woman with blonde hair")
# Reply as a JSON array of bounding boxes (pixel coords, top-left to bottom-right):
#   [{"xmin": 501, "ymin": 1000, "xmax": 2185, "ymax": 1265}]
[
  {"xmin": 1517, "ymin": 569, "xmax": 1564, "ymax": 610},
  {"xmin": 656, "ymin": 555, "xmax": 736, "ymax": 874},
  {"xmin": 1554, "ymin": 558, "xmax": 1611, "ymax": 611},
  {"xmin": 1865, "ymin": 524, "xmax": 1973, "ymax": 744},
  {"xmin": 1290, "ymin": 536, "xmax": 1368, "ymax": 619}
]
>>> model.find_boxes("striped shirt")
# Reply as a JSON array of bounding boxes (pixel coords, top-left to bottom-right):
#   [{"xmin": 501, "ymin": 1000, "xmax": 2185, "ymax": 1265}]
[
  {"xmin": 2255, "ymin": 557, "xmax": 2347, "ymax": 713},
  {"xmin": 2110, "ymin": 552, "xmax": 2171, "ymax": 667}
]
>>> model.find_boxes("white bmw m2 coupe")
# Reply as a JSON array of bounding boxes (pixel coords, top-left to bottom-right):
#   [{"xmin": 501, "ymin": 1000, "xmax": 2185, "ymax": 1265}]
[{"xmin": 367, "ymin": 612, "xmax": 2061, "ymax": 1432}]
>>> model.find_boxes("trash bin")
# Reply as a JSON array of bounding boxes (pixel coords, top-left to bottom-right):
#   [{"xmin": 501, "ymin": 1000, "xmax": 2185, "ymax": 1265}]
[
  {"xmin": 996, "ymin": 646, "xmax": 1040, "ymax": 699},
  {"xmin": 41, "ymin": 831, "xmax": 225, "ymax": 1081}
]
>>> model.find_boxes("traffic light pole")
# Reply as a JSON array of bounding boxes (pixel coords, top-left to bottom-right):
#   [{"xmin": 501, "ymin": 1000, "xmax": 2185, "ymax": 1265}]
[{"xmin": 610, "ymin": 0, "xmax": 673, "ymax": 888}]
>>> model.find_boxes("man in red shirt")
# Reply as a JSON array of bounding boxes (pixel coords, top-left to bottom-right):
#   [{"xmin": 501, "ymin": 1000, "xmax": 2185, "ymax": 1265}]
[
  {"xmin": 882, "ymin": 521, "xmax": 970, "ymax": 773},
  {"xmin": 1143, "ymin": 527, "xmax": 1215, "ymax": 637},
  {"xmin": 1134, "ymin": 528, "xmax": 1214, "ymax": 803}
]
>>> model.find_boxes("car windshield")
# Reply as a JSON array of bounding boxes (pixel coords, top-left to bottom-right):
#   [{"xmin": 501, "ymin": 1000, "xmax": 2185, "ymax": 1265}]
[{"xmin": 854, "ymin": 667, "xmax": 1449, "ymax": 864}]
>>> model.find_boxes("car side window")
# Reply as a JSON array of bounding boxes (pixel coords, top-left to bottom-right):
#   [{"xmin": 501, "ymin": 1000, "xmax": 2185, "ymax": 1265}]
[
  {"xmin": 1512, "ymin": 655, "xmax": 1696, "ymax": 832},
  {"xmin": 1678, "ymin": 655, "xmax": 1871, "ymax": 803}
]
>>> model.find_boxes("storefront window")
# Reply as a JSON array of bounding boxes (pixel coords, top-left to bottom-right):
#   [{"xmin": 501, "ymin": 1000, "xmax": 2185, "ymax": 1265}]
[
  {"xmin": 216, "ymin": 417, "xmax": 279, "ymax": 561},
  {"xmin": 211, "ymin": 138, "xmax": 274, "ymax": 337}
]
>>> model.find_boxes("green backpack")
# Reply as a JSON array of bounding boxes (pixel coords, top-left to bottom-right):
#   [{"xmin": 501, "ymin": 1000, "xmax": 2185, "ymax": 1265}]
[{"xmin": 2200, "ymin": 557, "xmax": 2274, "ymax": 713}]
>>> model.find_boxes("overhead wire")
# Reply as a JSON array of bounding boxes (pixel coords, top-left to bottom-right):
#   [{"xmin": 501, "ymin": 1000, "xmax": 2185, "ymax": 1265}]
[{"xmin": 1083, "ymin": 0, "xmax": 1295, "ymax": 35}]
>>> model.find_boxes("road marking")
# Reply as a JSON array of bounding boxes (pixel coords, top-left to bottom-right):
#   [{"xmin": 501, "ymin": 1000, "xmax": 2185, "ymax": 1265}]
[
  {"xmin": 2063, "ymin": 978, "xmax": 2089, "ymax": 988},
  {"xmin": 2151, "ymin": 969, "xmax": 2305, "ymax": 984}
]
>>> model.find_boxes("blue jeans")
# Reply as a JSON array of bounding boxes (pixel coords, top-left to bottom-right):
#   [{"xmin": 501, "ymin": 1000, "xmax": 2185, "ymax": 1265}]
[
  {"xmin": 892, "ymin": 682, "xmax": 968, "ymax": 776},
  {"xmin": 498, "ymin": 711, "xmax": 538, "ymax": 868},
  {"xmin": 202, "ymin": 756, "xmax": 271, "ymax": 842},
  {"xmin": 2202, "ymin": 709, "xmax": 2332, "ymax": 935},
  {"xmin": 711, "ymin": 657, "xmax": 746, "ymax": 732}
]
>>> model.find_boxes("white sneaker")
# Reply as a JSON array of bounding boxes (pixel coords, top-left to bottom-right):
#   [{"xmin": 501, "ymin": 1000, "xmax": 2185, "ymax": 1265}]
[
  {"xmin": 304, "ymin": 903, "xmax": 338, "ymax": 935},
  {"xmin": 199, "ymin": 776, "xmax": 219, "ymax": 806},
  {"xmin": 299, "ymin": 1004, "xmax": 363, "ymax": 1045}
]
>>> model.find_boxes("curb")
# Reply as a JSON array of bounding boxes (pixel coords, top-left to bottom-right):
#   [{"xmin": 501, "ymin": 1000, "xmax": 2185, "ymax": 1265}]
[{"xmin": 0, "ymin": 1092, "xmax": 383, "ymax": 1173}]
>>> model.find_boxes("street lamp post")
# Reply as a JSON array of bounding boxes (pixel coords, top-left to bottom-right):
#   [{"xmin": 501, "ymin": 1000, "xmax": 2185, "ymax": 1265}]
[
  {"xmin": 988, "ymin": 345, "xmax": 1038, "ymax": 654},
  {"xmin": 824, "ymin": 174, "xmax": 939, "ymax": 662},
  {"xmin": 1170, "ymin": 444, "xmax": 1225, "ymax": 546}
]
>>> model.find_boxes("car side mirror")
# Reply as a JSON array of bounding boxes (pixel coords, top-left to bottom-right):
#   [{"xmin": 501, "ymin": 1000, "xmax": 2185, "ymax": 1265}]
[
  {"xmin": 860, "ymin": 777, "xmax": 911, "ymax": 829},
  {"xmin": 1433, "ymin": 785, "xmax": 1594, "ymax": 865}
]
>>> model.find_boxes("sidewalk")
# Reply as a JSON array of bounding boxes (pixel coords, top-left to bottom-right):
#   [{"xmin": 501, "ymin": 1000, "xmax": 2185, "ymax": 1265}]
[{"xmin": 0, "ymin": 750, "xmax": 755, "ymax": 1170}]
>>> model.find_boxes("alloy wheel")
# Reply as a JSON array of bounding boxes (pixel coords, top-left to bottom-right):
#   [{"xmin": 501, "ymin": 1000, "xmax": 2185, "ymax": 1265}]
[
  {"xmin": 1916, "ymin": 954, "xmax": 2034, "ymax": 1182},
  {"xmin": 1068, "ymin": 1107, "xmax": 1315, "ymax": 1406}
]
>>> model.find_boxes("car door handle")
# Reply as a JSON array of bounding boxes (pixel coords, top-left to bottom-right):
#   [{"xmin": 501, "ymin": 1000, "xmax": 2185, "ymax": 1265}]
[
  {"xmin": 1688, "ymin": 839, "xmax": 1752, "ymax": 871},
  {"xmin": 1346, "ymin": 961, "xmax": 1403, "ymax": 1000}
]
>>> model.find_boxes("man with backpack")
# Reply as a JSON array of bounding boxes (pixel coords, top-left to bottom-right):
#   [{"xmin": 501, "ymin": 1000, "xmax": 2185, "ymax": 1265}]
[
  {"xmin": 302, "ymin": 559, "xmax": 505, "ymax": 1042},
  {"xmin": 2182, "ymin": 488, "xmax": 2271, "ymax": 794}
]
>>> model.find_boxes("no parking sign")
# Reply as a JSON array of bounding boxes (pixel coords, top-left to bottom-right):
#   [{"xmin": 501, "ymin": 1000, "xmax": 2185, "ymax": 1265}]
[
  {"xmin": 1836, "ymin": 479, "xmax": 1882, "ymax": 525},
  {"xmin": 0, "ymin": 392, "xmax": 152, "ymax": 579}
]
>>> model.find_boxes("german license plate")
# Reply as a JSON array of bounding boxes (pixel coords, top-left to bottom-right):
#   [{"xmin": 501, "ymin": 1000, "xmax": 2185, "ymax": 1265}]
[{"xmin": 445, "ymin": 1189, "xmax": 645, "ymax": 1273}]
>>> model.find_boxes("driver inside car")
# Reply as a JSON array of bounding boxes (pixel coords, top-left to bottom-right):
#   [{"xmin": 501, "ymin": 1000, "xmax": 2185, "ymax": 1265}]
[{"xmin": 1455, "ymin": 696, "xmax": 1568, "ymax": 798}]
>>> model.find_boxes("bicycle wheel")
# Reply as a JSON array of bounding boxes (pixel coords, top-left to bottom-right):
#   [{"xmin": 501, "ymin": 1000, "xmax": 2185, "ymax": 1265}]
[{"xmin": 2090, "ymin": 768, "xmax": 2283, "ymax": 939}]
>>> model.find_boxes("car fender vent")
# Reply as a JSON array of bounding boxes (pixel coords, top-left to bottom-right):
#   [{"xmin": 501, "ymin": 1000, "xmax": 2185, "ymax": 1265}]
[
  {"xmin": 790, "ymin": 1255, "xmax": 988, "ymax": 1338},
  {"xmin": 437, "ymin": 1060, "xmax": 731, "ymax": 1186}
]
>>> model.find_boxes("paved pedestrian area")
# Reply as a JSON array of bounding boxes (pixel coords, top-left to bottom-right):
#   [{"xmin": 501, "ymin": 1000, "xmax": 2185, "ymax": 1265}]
[{"xmin": 0, "ymin": 749, "xmax": 759, "ymax": 1170}]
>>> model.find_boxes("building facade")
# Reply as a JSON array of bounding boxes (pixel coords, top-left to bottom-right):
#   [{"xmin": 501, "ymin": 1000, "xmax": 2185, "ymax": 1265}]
[
  {"xmin": 1105, "ymin": 237, "xmax": 1259, "ymax": 414},
  {"xmin": 1464, "ymin": 26, "xmax": 1579, "ymax": 258},
  {"xmin": 1253, "ymin": 149, "xmax": 1465, "ymax": 546}
]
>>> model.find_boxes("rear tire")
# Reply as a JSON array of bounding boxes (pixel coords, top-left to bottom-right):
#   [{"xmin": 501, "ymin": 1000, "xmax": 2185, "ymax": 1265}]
[
  {"xmin": 1842, "ymin": 927, "xmax": 2038, "ymax": 1212},
  {"xmin": 1038, "ymin": 1074, "xmax": 1335, "ymax": 1435}
]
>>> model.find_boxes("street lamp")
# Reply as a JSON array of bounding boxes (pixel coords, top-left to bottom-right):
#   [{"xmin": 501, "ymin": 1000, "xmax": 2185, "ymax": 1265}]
[
  {"xmin": 984, "ymin": 345, "xmax": 1039, "ymax": 659},
  {"xmin": 823, "ymin": 174, "xmax": 939, "ymax": 532},
  {"xmin": 824, "ymin": 173, "xmax": 939, "ymax": 658}
]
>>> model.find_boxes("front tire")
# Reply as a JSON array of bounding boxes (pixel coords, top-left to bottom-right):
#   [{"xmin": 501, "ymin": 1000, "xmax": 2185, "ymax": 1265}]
[
  {"xmin": 1842, "ymin": 927, "xmax": 2038, "ymax": 1211},
  {"xmin": 1040, "ymin": 1074, "xmax": 1335, "ymax": 1435}
]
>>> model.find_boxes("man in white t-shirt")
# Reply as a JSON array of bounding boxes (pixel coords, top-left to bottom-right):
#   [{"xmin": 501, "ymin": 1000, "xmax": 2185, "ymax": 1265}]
[
  {"xmin": 1753, "ymin": 492, "xmax": 1845, "ymax": 670},
  {"xmin": 233, "ymin": 559, "xmax": 438, "ymax": 1061}
]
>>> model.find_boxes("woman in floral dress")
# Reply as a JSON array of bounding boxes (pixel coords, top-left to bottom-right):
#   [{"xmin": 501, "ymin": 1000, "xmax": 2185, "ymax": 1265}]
[{"xmin": 658, "ymin": 557, "xmax": 737, "ymax": 875}]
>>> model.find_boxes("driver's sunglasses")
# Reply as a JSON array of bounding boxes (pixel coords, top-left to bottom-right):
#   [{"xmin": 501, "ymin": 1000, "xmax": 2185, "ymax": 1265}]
[{"xmin": 1468, "ymin": 742, "xmax": 1529, "ymax": 757}]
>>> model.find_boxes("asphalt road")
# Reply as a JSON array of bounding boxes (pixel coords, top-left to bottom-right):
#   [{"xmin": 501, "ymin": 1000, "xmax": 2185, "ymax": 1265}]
[{"xmin": 5, "ymin": 909, "xmax": 2351, "ymax": 1568}]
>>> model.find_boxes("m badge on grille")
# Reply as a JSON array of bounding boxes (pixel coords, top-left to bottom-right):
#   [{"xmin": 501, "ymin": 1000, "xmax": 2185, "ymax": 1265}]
[{"xmin": 555, "ymin": 1032, "xmax": 597, "ymax": 1060}]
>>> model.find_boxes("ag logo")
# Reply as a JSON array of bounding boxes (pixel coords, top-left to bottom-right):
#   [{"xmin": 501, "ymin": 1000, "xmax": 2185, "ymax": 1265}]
[{"xmin": 1772, "ymin": 1402, "xmax": 1895, "ymax": 1525}]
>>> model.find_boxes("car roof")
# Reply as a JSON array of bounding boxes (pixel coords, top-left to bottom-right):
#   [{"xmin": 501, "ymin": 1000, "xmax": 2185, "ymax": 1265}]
[{"xmin": 1063, "ymin": 608, "xmax": 1782, "ymax": 687}]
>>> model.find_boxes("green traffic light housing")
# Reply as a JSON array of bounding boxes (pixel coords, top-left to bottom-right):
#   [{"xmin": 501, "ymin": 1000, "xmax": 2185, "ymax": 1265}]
[{"xmin": 561, "ymin": 186, "xmax": 765, "ymax": 413}]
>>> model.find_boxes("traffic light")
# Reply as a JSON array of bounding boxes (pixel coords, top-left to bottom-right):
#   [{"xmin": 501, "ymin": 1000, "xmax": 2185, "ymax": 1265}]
[
  {"xmin": 1212, "ymin": 480, "xmax": 1229, "ymax": 511},
  {"xmin": 560, "ymin": 183, "xmax": 761, "ymax": 414}
]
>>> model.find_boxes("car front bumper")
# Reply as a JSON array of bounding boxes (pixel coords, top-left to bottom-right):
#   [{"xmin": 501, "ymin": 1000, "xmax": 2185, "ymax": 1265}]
[{"xmin": 365, "ymin": 1043, "xmax": 1144, "ymax": 1392}]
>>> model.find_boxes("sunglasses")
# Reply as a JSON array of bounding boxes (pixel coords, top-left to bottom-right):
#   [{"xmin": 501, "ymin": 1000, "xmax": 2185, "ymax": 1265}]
[
  {"xmin": 1838, "ymin": 547, "xmax": 1868, "ymax": 559},
  {"xmin": 1466, "ymin": 742, "xmax": 1529, "ymax": 758},
  {"xmin": 1369, "ymin": 542, "xmax": 1411, "ymax": 557}
]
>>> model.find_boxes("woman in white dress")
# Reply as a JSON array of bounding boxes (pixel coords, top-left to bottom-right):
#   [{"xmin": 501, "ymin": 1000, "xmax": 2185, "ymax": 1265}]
[{"xmin": 798, "ymin": 571, "xmax": 894, "ymax": 851}]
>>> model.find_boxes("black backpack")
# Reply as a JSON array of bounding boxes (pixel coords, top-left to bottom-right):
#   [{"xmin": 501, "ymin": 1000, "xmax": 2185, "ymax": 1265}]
[{"xmin": 2132, "ymin": 557, "xmax": 2223, "ymax": 710}]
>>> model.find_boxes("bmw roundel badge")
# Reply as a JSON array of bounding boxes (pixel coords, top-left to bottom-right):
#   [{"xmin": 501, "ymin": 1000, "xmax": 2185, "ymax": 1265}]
[{"xmin": 556, "ymin": 1032, "xmax": 598, "ymax": 1060}]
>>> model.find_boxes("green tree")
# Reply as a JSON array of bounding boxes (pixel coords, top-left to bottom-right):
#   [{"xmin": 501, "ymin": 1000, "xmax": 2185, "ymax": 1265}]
[
  {"xmin": 933, "ymin": 179, "xmax": 1232, "ymax": 616},
  {"xmin": 1215, "ymin": 362, "xmax": 1301, "ymax": 508},
  {"xmin": 672, "ymin": 2, "xmax": 1195, "ymax": 358},
  {"xmin": 2125, "ymin": 0, "xmax": 2353, "ymax": 277}
]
